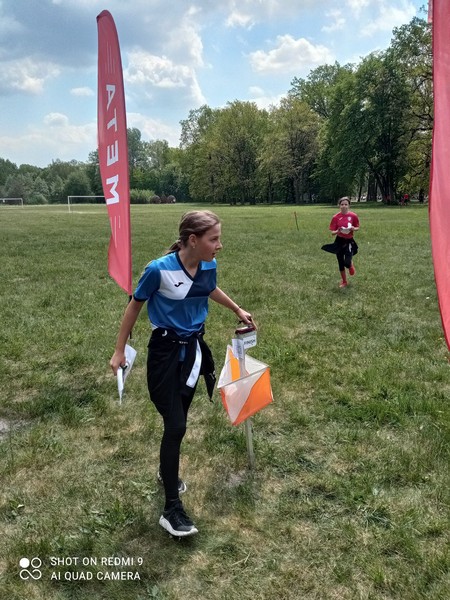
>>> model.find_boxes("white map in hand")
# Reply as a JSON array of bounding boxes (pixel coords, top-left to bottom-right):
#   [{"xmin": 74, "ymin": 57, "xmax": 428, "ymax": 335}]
[{"xmin": 117, "ymin": 344, "xmax": 137, "ymax": 403}]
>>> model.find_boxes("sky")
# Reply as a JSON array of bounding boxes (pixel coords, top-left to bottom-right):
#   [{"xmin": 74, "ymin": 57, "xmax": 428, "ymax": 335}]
[{"xmin": 0, "ymin": 0, "xmax": 427, "ymax": 168}]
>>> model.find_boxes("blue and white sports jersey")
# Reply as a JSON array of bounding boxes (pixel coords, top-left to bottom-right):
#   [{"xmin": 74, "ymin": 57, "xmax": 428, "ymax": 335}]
[{"xmin": 134, "ymin": 252, "xmax": 217, "ymax": 337}]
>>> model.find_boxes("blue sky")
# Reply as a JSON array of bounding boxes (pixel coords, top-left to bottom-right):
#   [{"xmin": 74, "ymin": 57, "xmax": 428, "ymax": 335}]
[{"xmin": 0, "ymin": 0, "xmax": 426, "ymax": 168}]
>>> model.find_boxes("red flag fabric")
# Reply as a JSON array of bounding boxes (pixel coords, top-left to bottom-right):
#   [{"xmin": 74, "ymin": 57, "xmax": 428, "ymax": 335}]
[
  {"xmin": 429, "ymin": 0, "xmax": 450, "ymax": 349},
  {"xmin": 97, "ymin": 10, "xmax": 132, "ymax": 295}
]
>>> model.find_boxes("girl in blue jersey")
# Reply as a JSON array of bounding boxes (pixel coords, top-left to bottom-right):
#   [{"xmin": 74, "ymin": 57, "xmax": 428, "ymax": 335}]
[{"xmin": 110, "ymin": 211, "xmax": 253, "ymax": 537}]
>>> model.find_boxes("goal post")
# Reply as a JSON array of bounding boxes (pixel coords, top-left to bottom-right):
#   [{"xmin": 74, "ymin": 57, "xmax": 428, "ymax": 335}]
[
  {"xmin": 67, "ymin": 195, "xmax": 105, "ymax": 212},
  {"xmin": 1, "ymin": 197, "xmax": 24, "ymax": 208}
]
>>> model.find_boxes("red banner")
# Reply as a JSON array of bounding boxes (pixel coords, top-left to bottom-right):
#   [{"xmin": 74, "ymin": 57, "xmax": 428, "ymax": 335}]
[
  {"xmin": 429, "ymin": 0, "xmax": 450, "ymax": 349},
  {"xmin": 97, "ymin": 10, "xmax": 132, "ymax": 295}
]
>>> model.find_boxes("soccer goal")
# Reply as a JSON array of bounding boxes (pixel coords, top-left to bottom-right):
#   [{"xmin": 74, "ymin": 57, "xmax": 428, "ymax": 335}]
[
  {"xmin": 67, "ymin": 195, "xmax": 105, "ymax": 212},
  {"xmin": 1, "ymin": 197, "xmax": 24, "ymax": 208}
]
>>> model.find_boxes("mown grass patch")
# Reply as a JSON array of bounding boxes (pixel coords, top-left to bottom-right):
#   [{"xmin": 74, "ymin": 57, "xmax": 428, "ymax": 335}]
[{"xmin": 0, "ymin": 203, "xmax": 449, "ymax": 599}]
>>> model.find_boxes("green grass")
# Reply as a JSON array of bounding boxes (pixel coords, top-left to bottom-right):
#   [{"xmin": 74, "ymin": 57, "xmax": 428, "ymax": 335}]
[{"xmin": 0, "ymin": 203, "xmax": 449, "ymax": 599}]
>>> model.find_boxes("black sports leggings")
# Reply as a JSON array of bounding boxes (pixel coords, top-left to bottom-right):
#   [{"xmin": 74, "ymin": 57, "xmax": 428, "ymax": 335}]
[
  {"xmin": 147, "ymin": 353, "xmax": 196, "ymax": 505},
  {"xmin": 335, "ymin": 236, "xmax": 354, "ymax": 271}
]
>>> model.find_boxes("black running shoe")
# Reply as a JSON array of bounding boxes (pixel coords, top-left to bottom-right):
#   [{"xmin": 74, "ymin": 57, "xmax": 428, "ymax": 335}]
[
  {"xmin": 157, "ymin": 469, "xmax": 187, "ymax": 494},
  {"xmin": 159, "ymin": 501, "xmax": 198, "ymax": 537}
]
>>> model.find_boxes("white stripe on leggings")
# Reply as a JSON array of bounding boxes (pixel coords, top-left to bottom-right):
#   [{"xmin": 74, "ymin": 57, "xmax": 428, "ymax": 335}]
[{"xmin": 186, "ymin": 340, "xmax": 202, "ymax": 388}]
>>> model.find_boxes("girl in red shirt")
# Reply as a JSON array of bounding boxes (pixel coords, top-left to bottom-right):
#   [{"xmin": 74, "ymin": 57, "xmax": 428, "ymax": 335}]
[{"xmin": 322, "ymin": 197, "xmax": 360, "ymax": 288}]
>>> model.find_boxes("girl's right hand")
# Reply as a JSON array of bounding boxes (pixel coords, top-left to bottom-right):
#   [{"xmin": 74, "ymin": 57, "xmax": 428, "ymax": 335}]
[{"xmin": 110, "ymin": 350, "xmax": 126, "ymax": 376}]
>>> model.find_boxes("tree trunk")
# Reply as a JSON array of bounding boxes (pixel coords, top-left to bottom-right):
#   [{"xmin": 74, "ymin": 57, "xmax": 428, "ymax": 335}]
[{"xmin": 367, "ymin": 174, "xmax": 377, "ymax": 201}]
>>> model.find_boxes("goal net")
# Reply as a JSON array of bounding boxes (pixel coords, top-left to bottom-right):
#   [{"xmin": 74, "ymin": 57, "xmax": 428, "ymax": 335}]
[
  {"xmin": 67, "ymin": 195, "xmax": 105, "ymax": 212},
  {"xmin": 1, "ymin": 197, "xmax": 23, "ymax": 207}
]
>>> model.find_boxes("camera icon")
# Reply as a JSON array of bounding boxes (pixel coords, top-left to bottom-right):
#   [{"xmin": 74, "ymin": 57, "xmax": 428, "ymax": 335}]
[{"xmin": 19, "ymin": 557, "xmax": 42, "ymax": 580}]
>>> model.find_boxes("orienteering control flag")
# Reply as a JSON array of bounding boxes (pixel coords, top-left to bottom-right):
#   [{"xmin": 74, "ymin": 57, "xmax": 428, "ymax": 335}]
[{"xmin": 218, "ymin": 346, "xmax": 273, "ymax": 426}]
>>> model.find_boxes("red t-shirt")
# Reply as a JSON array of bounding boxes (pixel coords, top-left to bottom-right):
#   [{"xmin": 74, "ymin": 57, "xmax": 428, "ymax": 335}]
[{"xmin": 329, "ymin": 211, "xmax": 360, "ymax": 239}]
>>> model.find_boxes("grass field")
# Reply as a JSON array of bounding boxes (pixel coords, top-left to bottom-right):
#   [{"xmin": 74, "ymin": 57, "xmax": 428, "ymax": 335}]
[{"xmin": 0, "ymin": 203, "xmax": 449, "ymax": 600}]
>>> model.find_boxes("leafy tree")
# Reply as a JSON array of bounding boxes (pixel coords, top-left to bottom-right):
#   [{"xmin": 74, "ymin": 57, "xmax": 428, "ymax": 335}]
[
  {"xmin": 180, "ymin": 105, "xmax": 217, "ymax": 148},
  {"xmin": 389, "ymin": 17, "xmax": 432, "ymax": 199},
  {"xmin": 145, "ymin": 139, "xmax": 169, "ymax": 171},
  {"xmin": 185, "ymin": 130, "xmax": 218, "ymax": 203},
  {"xmin": 309, "ymin": 50, "xmax": 417, "ymax": 202},
  {"xmin": 290, "ymin": 63, "xmax": 360, "ymax": 201},
  {"xmin": 3, "ymin": 172, "xmax": 34, "ymax": 203},
  {"xmin": 163, "ymin": 147, "xmax": 190, "ymax": 201},
  {"xmin": 139, "ymin": 139, "xmax": 169, "ymax": 192},
  {"xmin": 210, "ymin": 101, "xmax": 268, "ymax": 204},
  {"xmin": 313, "ymin": 140, "xmax": 350, "ymax": 202},
  {"xmin": 62, "ymin": 170, "xmax": 92, "ymax": 199},
  {"xmin": 43, "ymin": 159, "xmax": 83, "ymax": 182},
  {"xmin": 260, "ymin": 98, "xmax": 320, "ymax": 203},
  {"xmin": 0, "ymin": 158, "xmax": 18, "ymax": 191},
  {"xmin": 48, "ymin": 175, "xmax": 65, "ymax": 204},
  {"xmin": 322, "ymin": 66, "xmax": 367, "ymax": 199},
  {"xmin": 29, "ymin": 176, "xmax": 49, "ymax": 204},
  {"xmin": 289, "ymin": 17, "xmax": 431, "ymax": 202},
  {"xmin": 127, "ymin": 127, "xmax": 147, "ymax": 170},
  {"xmin": 290, "ymin": 62, "xmax": 354, "ymax": 119},
  {"xmin": 353, "ymin": 52, "xmax": 413, "ymax": 201},
  {"xmin": 180, "ymin": 106, "xmax": 219, "ymax": 202},
  {"xmin": 85, "ymin": 150, "xmax": 103, "ymax": 195},
  {"xmin": 127, "ymin": 128, "xmax": 148, "ymax": 189},
  {"xmin": 18, "ymin": 164, "xmax": 42, "ymax": 178}
]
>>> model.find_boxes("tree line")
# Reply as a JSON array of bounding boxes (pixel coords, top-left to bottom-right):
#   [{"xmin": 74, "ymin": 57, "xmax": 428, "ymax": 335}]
[{"xmin": 0, "ymin": 17, "xmax": 431, "ymax": 206}]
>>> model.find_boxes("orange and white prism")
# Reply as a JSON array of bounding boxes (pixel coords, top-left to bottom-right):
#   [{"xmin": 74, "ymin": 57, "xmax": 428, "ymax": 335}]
[{"xmin": 218, "ymin": 345, "xmax": 273, "ymax": 426}]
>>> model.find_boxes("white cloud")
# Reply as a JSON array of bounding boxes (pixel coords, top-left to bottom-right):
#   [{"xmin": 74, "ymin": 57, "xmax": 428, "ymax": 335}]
[
  {"xmin": 322, "ymin": 10, "xmax": 346, "ymax": 33},
  {"xmin": 226, "ymin": 10, "xmax": 255, "ymax": 29},
  {"xmin": 225, "ymin": 0, "xmax": 319, "ymax": 28},
  {"xmin": 126, "ymin": 52, "xmax": 192, "ymax": 89},
  {"xmin": 44, "ymin": 113, "xmax": 70, "ymax": 127},
  {"xmin": 346, "ymin": 0, "xmax": 370, "ymax": 16},
  {"xmin": 163, "ymin": 7, "xmax": 205, "ymax": 67},
  {"xmin": 225, "ymin": 0, "xmax": 271, "ymax": 29},
  {"xmin": 0, "ymin": 58, "xmax": 60, "ymax": 95},
  {"xmin": 360, "ymin": 1, "xmax": 416, "ymax": 36},
  {"xmin": 248, "ymin": 89, "xmax": 283, "ymax": 111},
  {"xmin": 127, "ymin": 112, "xmax": 181, "ymax": 146},
  {"xmin": 249, "ymin": 85, "xmax": 265, "ymax": 96},
  {"xmin": 0, "ymin": 114, "xmax": 96, "ymax": 166},
  {"xmin": 125, "ymin": 50, "xmax": 205, "ymax": 105},
  {"xmin": 41, "ymin": 113, "xmax": 95, "ymax": 146},
  {"xmin": 70, "ymin": 87, "xmax": 94, "ymax": 97},
  {"xmin": 249, "ymin": 35, "xmax": 334, "ymax": 74}
]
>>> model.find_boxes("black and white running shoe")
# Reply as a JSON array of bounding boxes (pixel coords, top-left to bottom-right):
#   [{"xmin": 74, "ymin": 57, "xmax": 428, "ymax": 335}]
[{"xmin": 159, "ymin": 500, "xmax": 198, "ymax": 537}]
